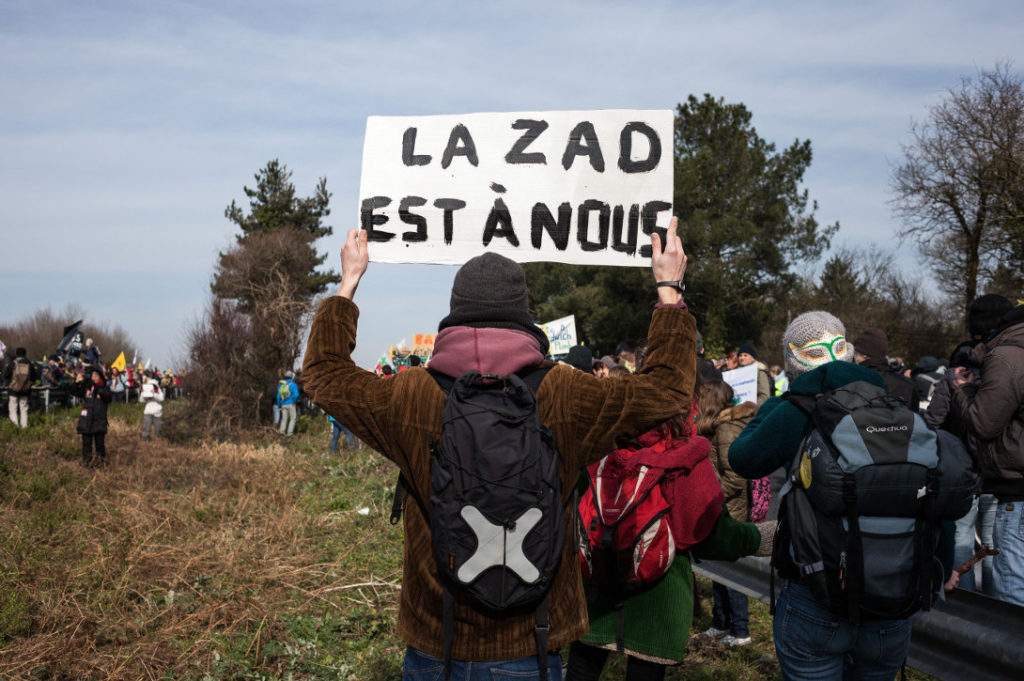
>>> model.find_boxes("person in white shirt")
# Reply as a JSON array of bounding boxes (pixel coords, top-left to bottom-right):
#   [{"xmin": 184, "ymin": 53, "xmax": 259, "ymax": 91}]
[{"xmin": 140, "ymin": 377, "xmax": 164, "ymax": 439}]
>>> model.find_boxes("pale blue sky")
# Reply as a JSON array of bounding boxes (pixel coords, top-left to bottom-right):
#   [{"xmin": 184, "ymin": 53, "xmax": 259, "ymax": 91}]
[{"xmin": 2, "ymin": 1, "xmax": 1021, "ymax": 368}]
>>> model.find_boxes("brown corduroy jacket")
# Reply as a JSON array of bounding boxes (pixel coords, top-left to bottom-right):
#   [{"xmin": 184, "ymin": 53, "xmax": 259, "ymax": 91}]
[{"xmin": 302, "ymin": 296, "xmax": 697, "ymax": 661}]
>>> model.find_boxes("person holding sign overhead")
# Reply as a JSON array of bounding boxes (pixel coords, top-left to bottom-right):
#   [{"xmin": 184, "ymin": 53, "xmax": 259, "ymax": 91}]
[{"xmin": 302, "ymin": 217, "xmax": 772, "ymax": 680}]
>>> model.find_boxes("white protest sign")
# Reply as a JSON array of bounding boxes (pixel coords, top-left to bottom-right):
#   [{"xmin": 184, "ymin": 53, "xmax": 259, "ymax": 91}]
[
  {"xmin": 722, "ymin": 364, "xmax": 759, "ymax": 406},
  {"xmin": 358, "ymin": 109, "xmax": 673, "ymax": 266},
  {"xmin": 540, "ymin": 315, "xmax": 577, "ymax": 357}
]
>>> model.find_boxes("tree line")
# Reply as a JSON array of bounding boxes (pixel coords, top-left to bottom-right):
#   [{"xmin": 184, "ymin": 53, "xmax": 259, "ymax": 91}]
[
  {"xmin": 528, "ymin": 65, "xmax": 1024, "ymax": 364},
  {"xmin": 182, "ymin": 63, "xmax": 1024, "ymax": 428},
  {"xmin": 1, "ymin": 304, "xmax": 136, "ymax": 366}
]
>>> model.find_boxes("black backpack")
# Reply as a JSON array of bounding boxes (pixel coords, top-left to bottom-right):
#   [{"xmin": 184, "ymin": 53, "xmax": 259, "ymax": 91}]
[
  {"xmin": 391, "ymin": 367, "xmax": 562, "ymax": 679},
  {"xmin": 772, "ymin": 381, "xmax": 978, "ymax": 622}
]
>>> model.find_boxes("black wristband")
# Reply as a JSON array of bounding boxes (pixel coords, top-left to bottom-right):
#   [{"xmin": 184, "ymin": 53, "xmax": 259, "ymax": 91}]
[{"xmin": 656, "ymin": 280, "xmax": 685, "ymax": 293}]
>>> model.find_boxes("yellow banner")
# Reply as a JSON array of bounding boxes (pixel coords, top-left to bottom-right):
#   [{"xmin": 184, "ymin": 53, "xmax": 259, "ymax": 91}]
[{"xmin": 111, "ymin": 352, "xmax": 126, "ymax": 372}]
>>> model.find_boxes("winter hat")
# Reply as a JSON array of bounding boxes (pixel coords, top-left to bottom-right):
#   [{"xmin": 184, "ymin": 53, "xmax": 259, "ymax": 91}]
[
  {"xmin": 738, "ymin": 342, "xmax": 757, "ymax": 360},
  {"xmin": 595, "ymin": 355, "xmax": 618, "ymax": 370},
  {"xmin": 968, "ymin": 294, "xmax": 1013, "ymax": 341},
  {"xmin": 782, "ymin": 311, "xmax": 853, "ymax": 377},
  {"xmin": 916, "ymin": 356, "xmax": 939, "ymax": 373},
  {"xmin": 564, "ymin": 345, "xmax": 594, "ymax": 372},
  {"xmin": 438, "ymin": 252, "xmax": 549, "ymax": 354},
  {"xmin": 15, "ymin": 347, "xmax": 27, "ymax": 358},
  {"xmin": 852, "ymin": 327, "xmax": 888, "ymax": 359},
  {"xmin": 284, "ymin": 370, "xmax": 295, "ymax": 379},
  {"xmin": 949, "ymin": 341, "xmax": 979, "ymax": 370}
]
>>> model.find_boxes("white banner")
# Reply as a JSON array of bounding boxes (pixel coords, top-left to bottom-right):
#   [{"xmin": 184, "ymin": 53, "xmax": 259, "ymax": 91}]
[
  {"xmin": 358, "ymin": 109, "xmax": 674, "ymax": 266},
  {"xmin": 722, "ymin": 364, "xmax": 759, "ymax": 406},
  {"xmin": 540, "ymin": 315, "xmax": 578, "ymax": 357}
]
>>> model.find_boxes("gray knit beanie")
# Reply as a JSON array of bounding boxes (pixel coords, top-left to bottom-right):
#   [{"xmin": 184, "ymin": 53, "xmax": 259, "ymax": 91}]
[
  {"xmin": 438, "ymin": 252, "xmax": 550, "ymax": 353},
  {"xmin": 782, "ymin": 311, "xmax": 853, "ymax": 377},
  {"xmin": 448, "ymin": 252, "xmax": 529, "ymax": 312}
]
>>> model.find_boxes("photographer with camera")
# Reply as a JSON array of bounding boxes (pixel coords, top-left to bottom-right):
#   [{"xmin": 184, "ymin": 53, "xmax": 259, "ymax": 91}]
[{"xmin": 73, "ymin": 365, "xmax": 112, "ymax": 467}]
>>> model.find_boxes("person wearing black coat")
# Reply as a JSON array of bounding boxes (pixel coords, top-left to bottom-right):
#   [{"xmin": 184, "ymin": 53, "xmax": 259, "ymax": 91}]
[{"xmin": 74, "ymin": 366, "xmax": 112, "ymax": 467}]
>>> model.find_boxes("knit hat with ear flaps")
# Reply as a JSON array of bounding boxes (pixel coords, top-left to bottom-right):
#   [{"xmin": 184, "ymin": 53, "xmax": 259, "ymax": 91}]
[
  {"xmin": 783, "ymin": 311, "xmax": 854, "ymax": 377},
  {"xmin": 438, "ymin": 252, "xmax": 550, "ymax": 354}
]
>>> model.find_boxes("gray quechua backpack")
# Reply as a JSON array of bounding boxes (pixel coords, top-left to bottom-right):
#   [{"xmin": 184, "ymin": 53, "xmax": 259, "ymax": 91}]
[{"xmin": 774, "ymin": 381, "xmax": 978, "ymax": 621}]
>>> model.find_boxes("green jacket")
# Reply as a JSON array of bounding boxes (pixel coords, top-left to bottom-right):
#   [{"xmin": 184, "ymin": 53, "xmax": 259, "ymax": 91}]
[
  {"xmin": 728, "ymin": 361, "xmax": 883, "ymax": 479},
  {"xmin": 579, "ymin": 507, "xmax": 759, "ymax": 664}
]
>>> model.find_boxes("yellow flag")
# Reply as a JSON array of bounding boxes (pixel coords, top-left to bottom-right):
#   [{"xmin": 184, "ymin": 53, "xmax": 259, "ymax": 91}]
[{"xmin": 112, "ymin": 352, "xmax": 126, "ymax": 372}]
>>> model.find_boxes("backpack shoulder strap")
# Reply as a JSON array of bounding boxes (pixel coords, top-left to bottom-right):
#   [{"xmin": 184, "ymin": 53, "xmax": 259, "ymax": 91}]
[
  {"xmin": 516, "ymin": 365, "xmax": 554, "ymax": 394},
  {"xmin": 782, "ymin": 390, "xmax": 817, "ymax": 415},
  {"xmin": 428, "ymin": 368, "xmax": 456, "ymax": 394},
  {"xmin": 390, "ymin": 372, "xmax": 452, "ymax": 526}
]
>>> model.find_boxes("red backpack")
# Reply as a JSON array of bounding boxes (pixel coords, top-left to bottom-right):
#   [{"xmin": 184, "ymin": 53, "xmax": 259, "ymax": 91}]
[{"xmin": 578, "ymin": 423, "xmax": 725, "ymax": 591}]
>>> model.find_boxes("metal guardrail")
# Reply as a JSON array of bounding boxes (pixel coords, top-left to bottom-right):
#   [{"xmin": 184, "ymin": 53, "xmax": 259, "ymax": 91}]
[
  {"xmin": 1, "ymin": 385, "xmax": 184, "ymax": 413},
  {"xmin": 693, "ymin": 557, "xmax": 1024, "ymax": 681}
]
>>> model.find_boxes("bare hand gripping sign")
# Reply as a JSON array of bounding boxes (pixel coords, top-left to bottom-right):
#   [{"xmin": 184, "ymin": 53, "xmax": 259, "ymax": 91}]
[{"xmin": 358, "ymin": 109, "xmax": 673, "ymax": 266}]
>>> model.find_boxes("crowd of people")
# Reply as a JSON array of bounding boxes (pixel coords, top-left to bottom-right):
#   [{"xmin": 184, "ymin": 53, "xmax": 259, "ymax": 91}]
[
  {"xmin": 5, "ymin": 229, "xmax": 1022, "ymax": 679},
  {"xmin": 2, "ymin": 341, "xmax": 180, "ymax": 467},
  {"xmin": 301, "ymin": 225, "xmax": 1023, "ymax": 681}
]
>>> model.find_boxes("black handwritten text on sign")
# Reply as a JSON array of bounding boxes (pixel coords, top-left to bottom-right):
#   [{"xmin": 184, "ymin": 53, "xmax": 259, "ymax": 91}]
[{"xmin": 357, "ymin": 110, "xmax": 673, "ymax": 266}]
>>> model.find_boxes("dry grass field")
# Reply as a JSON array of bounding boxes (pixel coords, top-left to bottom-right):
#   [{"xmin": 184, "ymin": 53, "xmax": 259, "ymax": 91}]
[{"xmin": 0, "ymin": 401, "xmax": 934, "ymax": 680}]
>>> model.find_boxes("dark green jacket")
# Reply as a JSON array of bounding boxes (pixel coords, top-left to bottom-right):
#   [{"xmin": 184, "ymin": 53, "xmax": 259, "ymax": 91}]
[
  {"xmin": 728, "ymin": 361, "xmax": 884, "ymax": 479},
  {"xmin": 580, "ymin": 507, "xmax": 759, "ymax": 664}
]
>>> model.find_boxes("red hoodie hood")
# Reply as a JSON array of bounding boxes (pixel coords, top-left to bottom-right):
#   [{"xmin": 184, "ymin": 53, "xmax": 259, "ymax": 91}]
[{"xmin": 428, "ymin": 326, "xmax": 545, "ymax": 377}]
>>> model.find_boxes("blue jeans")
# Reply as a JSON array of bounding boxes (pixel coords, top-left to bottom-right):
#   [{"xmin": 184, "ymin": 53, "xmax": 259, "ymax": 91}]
[
  {"xmin": 404, "ymin": 646, "xmax": 562, "ymax": 681},
  {"xmin": 773, "ymin": 582, "xmax": 911, "ymax": 681},
  {"xmin": 954, "ymin": 495, "xmax": 979, "ymax": 590},
  {"xmin": 992, "ymin": 500, "xmax": 1024, "ymax": 607},
  {"xmin": 979, "ymin": 494, "xmax": 997, "ymax": 592},
  {"xmin": 329, "ymin": 421, "xmax": 355, "ymax": 453},
  {"xmin": 711, "ymin": 581, "xmax": 749, "ymax": 637},
  {"xmin": 954, "ymin": 494, "xmax": 998, "ymax": 592}
]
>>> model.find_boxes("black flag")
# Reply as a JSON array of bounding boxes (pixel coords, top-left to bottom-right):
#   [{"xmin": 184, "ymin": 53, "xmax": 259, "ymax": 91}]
[{"xmin": 57, "ymin": 320, "xmax": 84, "ymax": 358}]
